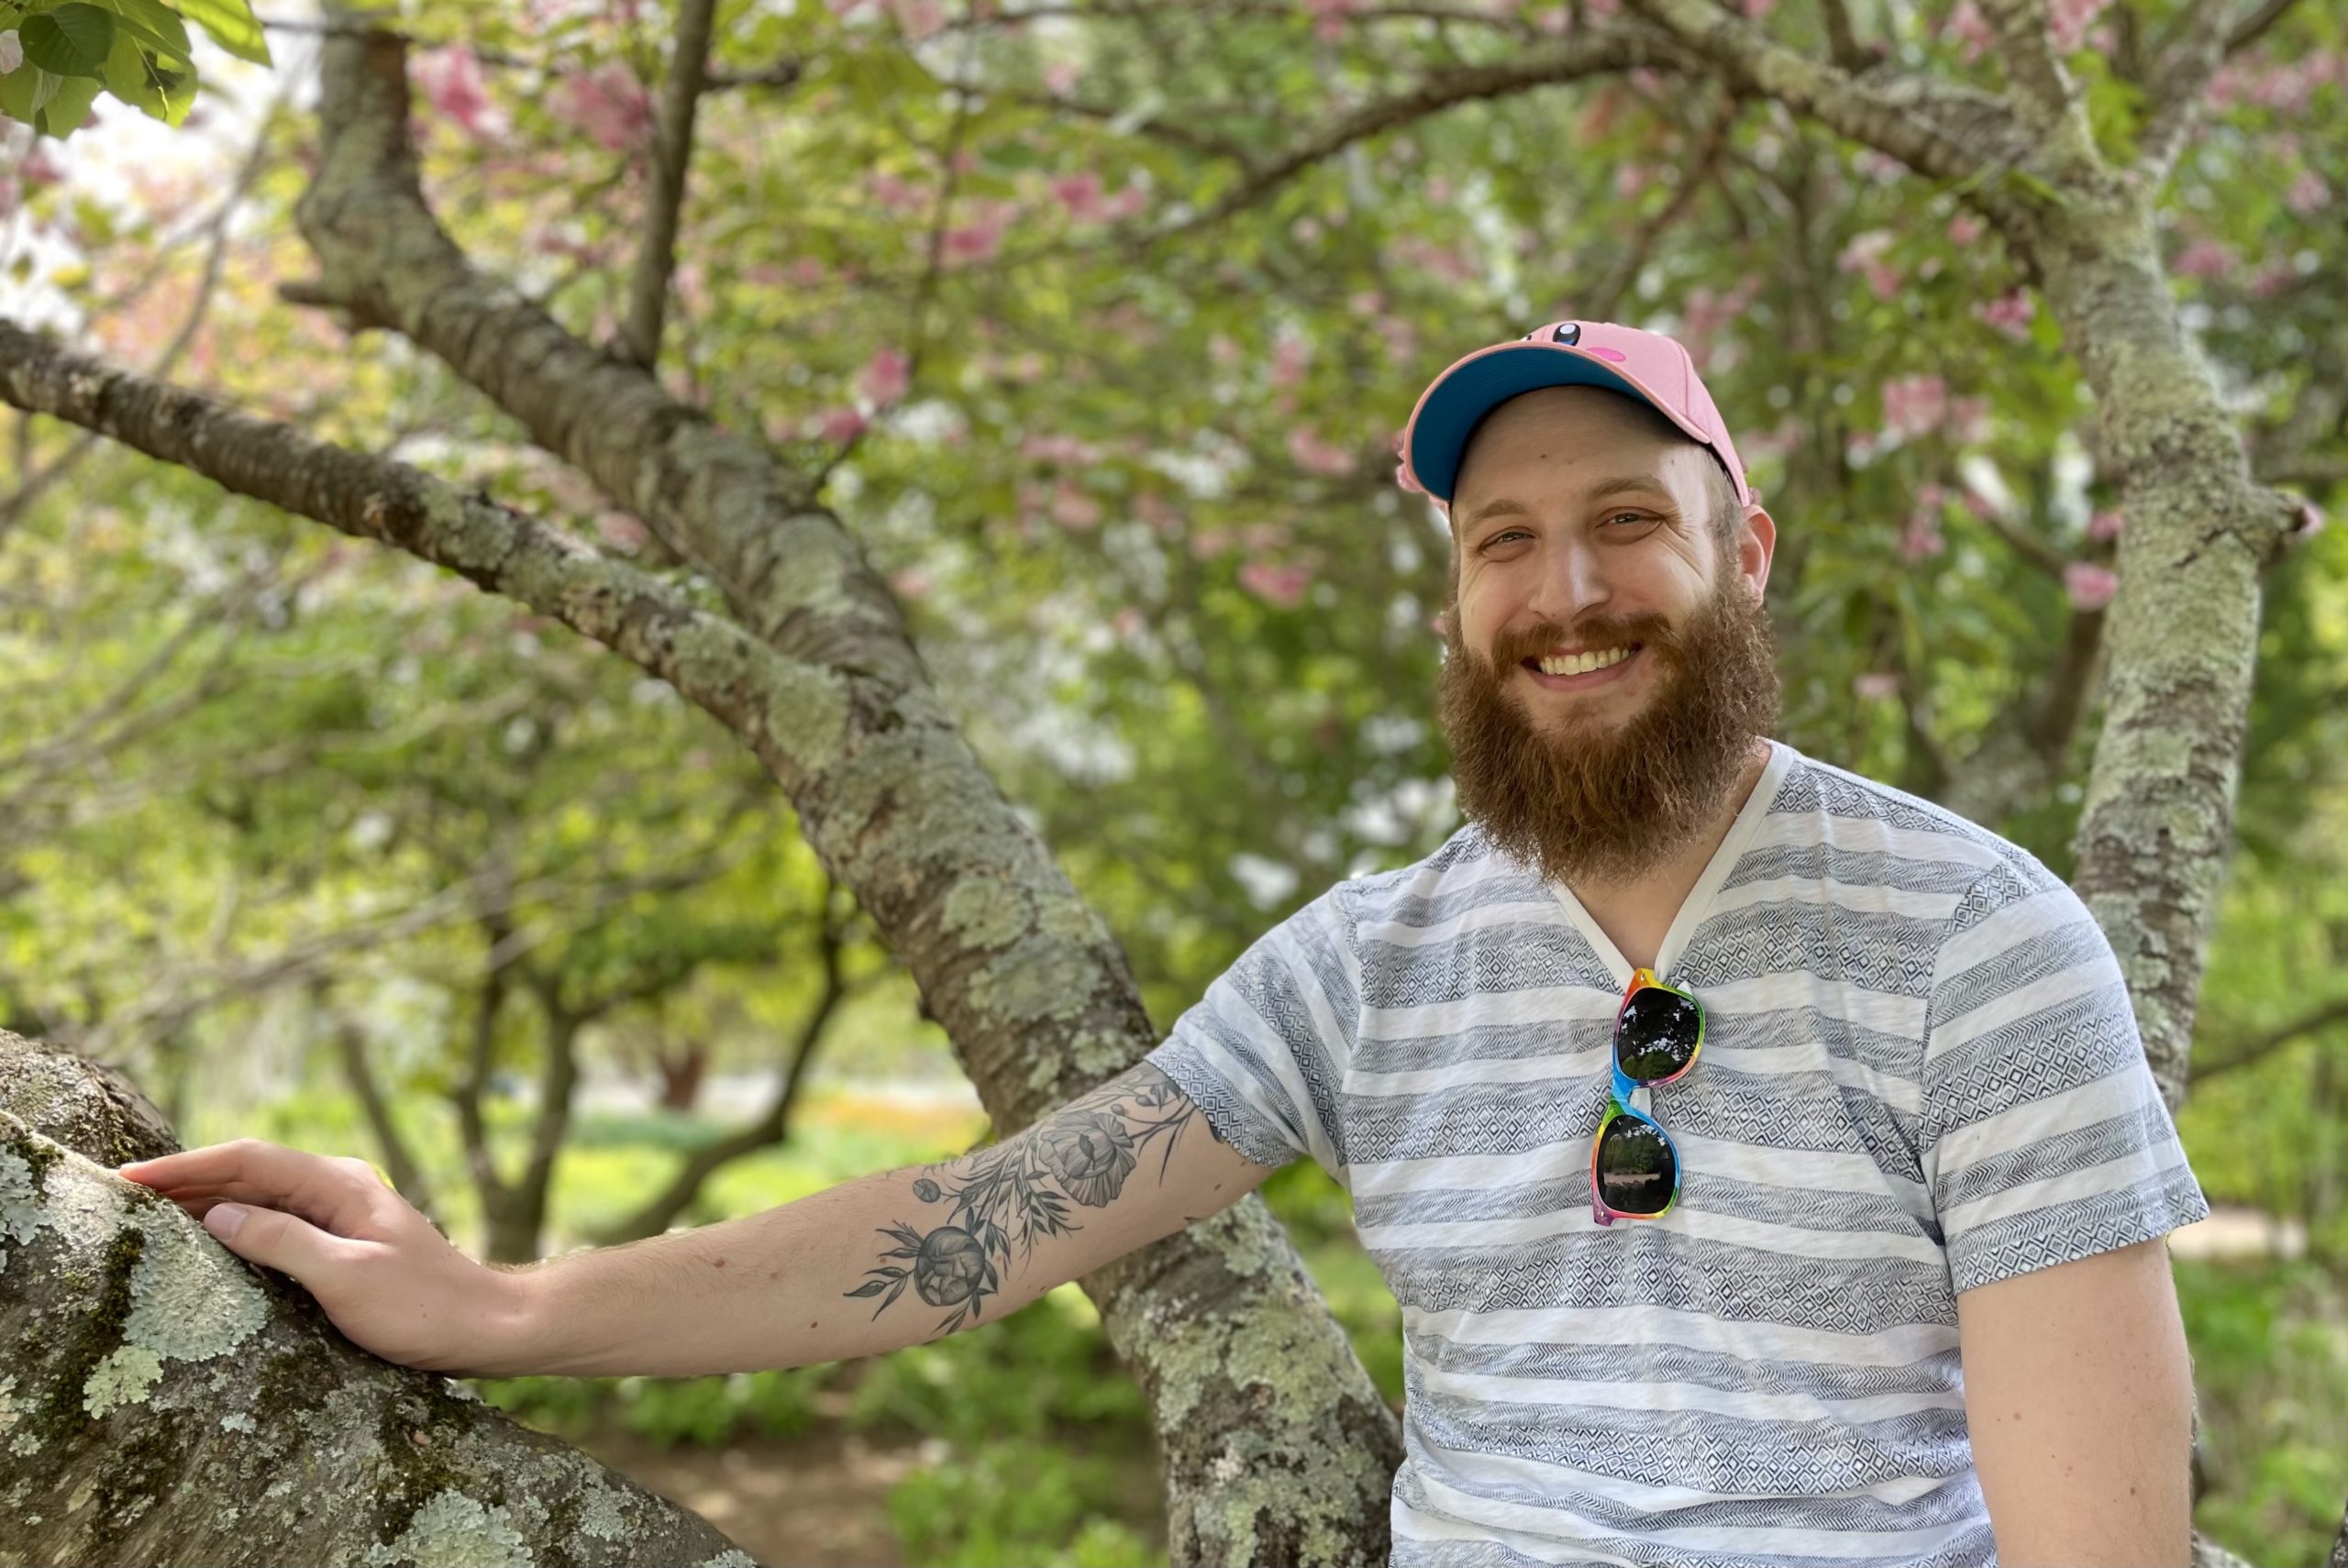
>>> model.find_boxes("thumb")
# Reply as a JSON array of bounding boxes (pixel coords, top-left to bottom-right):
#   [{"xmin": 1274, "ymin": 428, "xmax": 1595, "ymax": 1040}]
[{"xmin": 204, "ymin": 1202, "xmax": 335, "ymax": 1280}]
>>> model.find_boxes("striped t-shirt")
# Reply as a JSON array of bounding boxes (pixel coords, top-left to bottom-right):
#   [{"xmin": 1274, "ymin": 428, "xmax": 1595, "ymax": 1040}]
[{"xmin": 1146, "ymin": 738, "xmax": 2210, "ymax": 1568}]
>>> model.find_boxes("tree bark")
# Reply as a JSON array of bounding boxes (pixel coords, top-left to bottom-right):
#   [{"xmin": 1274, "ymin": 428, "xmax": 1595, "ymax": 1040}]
[{"xmin": 0, "ymin": 1031, "xmax": 760, "ymax": 1568}]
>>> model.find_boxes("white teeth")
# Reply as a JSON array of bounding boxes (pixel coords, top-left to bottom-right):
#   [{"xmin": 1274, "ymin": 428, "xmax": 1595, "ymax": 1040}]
[{"xmin": 1536, "ymin": 646, "xmax": 1634, "ymax": 677}]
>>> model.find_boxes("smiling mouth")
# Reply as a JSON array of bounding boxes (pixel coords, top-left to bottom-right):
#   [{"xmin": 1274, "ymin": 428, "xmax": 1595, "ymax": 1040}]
[{"xmin": 1521, "ymin": 642, "xmax": 1644, "ymax": 680}]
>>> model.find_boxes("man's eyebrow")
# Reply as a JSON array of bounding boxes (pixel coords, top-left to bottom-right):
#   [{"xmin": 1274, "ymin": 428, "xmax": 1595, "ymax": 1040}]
[{"xmin": 1457, "ymin": 476, "xmax": 1671, "ymax": 531}]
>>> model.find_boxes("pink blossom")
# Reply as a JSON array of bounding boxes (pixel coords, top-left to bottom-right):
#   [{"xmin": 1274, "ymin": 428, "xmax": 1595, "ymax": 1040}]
[
  {"xmin": 792, "ymin": 258, "xmax": 830, "ymax": 287},
  {"xmin": 1741, "ymin": 0, "xmax": 1776, "ymax": 17},
  {"xmin": 1022, "ymin": 434, "xmax": 1098, "ymax": 465},
  {"xmin": 943, "ymin": 204, "xmax": 1014, "ymax": 264},
  {"xmin": 1305, "ymin": 0, "xmax": 1359, "ymax": 39},
  {"xmin": 1271, "ymin": 335, "xmax": 1310, "ymax": 388},
  {"xmin": 1854, "ymin": 149, "xmax": 1904, "ymax": 184},
  {"xmin": 1946, "ymin": 212, "xmax": 1985, "ymax": 246},
  {"xmin": 1615, "ymin": 164, "xmax": 1655, "ymax": 200},
  {"xmin": 415, "ymin": 47, "xmax": 508, "ymax": 140},
  {"xmin": 1899, "ymin": 507, "xmax": 1945, "ymax": 563},
  {"xmin": 2088, "ymin": 509, "xmax": 2124, "ymax": 543},
  {"xmin": 2285, "ymin": 171, "xmax": 2330, "ymax": 215},
  {"xmin": 1287, "ymin": 428, "xmax": 1355, "ymax": 476},
  {"xmin": 1533, "ymin": 5, "xmax": 1571, "ymax": 32},
  {"xmin": 820, "ymin": 406, "xmax": 867, "ymax": 442},
  {"xmin": 19, "ymin": 145, "xmax": 61, "ymax": 187},
  {"xmin": 890, "ymin": 566, "xmax": 935, "ymax": 600},
  {"xmin": 1427, "ymin": 610, "xmax": 1452, "ymax": 639},
  {"xmin": 594, "ymin": 512, "xmax": 648, "ymax": 549},
  {"xmin": 1041, "ymin": 60, "xmax": 1080, "ymax": 94},
  {"xmin": 1945, "ymin": 0, "xmax": 1994, "ymax": 62},
  {"xmin": 1050, "ymin": 171, "xmax": 1106, "ymax": 221},
  {"xmin": 891, "ymin": 0, "xmax": 947, "ymax": 39},
  {"xmin": 2172, "ymin": 238, "xmax": 2239, "ymax": 280},
  {"xmin": 1113, "ymin": 606, "xmax": 1147, "ymax": 639},
  {"xmin": 548, "ymin": 64, "xmax": 653, "ymax": 152},
  {"xmin": 1239, "ymin": 560, "xmax": 1314, "ymax": 607},
  {"xmin": 2248, "ymin": 262, "xmax": 2297, "ymax": 299},
  {"xmin": 1835, "ymin": 230, "xmax": 1902, "ymax": 301},
  {"xmin": 1975, "ymin": 290, "xmax": 2035, "ymax": 341},
  {"xmin": 1880, "ymin": 374, "xmax": 1949, "ymax": 440},
  {"xmin": 2046, "ymin": 0, "xmax": 2106, "ymax": 52},
  {"xmin": 1853, "ymin": 672, "xmax": 1902, "ymax": 701},
  {"xmin": 2292, "ymin": 499, "xmax": 2327, "ymax": 539},
  {"xmin": 870, "ymin": 171, "xmax": 926, "ymax": 211},
  {"xmin": 1102, "ymin": 183, "xmax": 1148, "ymax": 221},
  {"xmin": 1049, "ymin": 482, "xmax": 1102, "ymax": 530},
  {"xmin": 1948, "ymin": 396, "xmax": 1993, "ymax": 445},
  {"xmin": 1350, "ymin": 290, "xmax": 1386, "ymax": 316},
  {"xmin": 1135, "ymin": 491, "xmax": 1180, "ymax": 535},
  {"xmin": 2063, "ymin": 562, "xmax": 2118, "ymax": 611},
  {"xmin": 858, "ymin": 347, "xmax": 912, "ymax": 406}
]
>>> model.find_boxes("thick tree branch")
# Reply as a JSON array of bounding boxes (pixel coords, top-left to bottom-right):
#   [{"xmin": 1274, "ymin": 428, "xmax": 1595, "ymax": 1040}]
[
  {"xmin": 1973, "ymin": 0, "xmax": 2080, "ymax": 138},
  {"xmin": 1626, "ymin": 0, "xmax": 2037, "ymax": 231},
  {"xmin": 275, "ymin": 18, "xmax": 1404, "ymax": 1560},
  {"xmin": 617, "ymin": 0, "xmax": 719, "ymax": 371}
]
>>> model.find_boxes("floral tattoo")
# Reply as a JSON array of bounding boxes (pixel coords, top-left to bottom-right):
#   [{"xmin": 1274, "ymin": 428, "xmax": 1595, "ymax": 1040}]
[{"xmin": 845, "ymin": 1064, "xmax": 1223, "ymax": 1337}]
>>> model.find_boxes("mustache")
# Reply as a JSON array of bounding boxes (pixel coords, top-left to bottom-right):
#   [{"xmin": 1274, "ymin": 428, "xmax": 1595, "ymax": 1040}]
[{"xmin": 1482, "ymin": 615, "xmax": 1677, "ymax": 668}]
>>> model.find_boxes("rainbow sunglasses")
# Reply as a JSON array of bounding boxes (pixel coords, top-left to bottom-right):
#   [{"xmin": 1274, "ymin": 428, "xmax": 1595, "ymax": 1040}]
[{"xmin": 1589, "ymin": 966, "xmax": 1705, "ymax": 1226}]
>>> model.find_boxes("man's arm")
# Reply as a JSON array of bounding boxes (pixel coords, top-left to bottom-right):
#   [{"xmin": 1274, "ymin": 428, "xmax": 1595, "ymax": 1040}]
[
  {"xmin": 1955, "ymin": 1238, "xmax": 2198, "ymax": 1567},
  {"xmin": 123, "ymin": 1060, "xmax": 1278, "ymax": 1379}
]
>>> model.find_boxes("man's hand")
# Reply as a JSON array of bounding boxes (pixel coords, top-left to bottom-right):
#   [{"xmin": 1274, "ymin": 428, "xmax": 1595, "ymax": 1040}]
[{"xmin": 116, "ymin": 1139, "xmax": 532, "ymax": 1378}]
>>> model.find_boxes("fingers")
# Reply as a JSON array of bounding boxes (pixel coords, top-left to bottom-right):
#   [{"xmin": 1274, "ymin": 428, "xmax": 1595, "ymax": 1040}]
[
  {"xmin": 200, "ymin": 1199, "xmax": 353, "ymax": 1288},
  {"xmin": 116, "ymin": 1140, "xmax": 387, "ymax": 1240}
]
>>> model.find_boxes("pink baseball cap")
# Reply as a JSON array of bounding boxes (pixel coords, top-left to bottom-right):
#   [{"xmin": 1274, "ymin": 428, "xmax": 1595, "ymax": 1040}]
[{"xmin": 1400, "ymin": 319, "xmax": 1751, "ymax": 509}]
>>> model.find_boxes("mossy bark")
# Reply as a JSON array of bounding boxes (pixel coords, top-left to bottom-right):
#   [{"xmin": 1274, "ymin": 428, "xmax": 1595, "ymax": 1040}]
[{"xmin": 0, "ymin": 1032, "xmax": 759, "ymax": 1568}]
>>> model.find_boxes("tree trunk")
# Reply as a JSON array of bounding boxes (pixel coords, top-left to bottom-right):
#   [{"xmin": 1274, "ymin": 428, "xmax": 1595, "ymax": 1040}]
[
  {"xmin": 655, "ymin": 1042, "xmax": 709, "ymax": 1113},
  {"xmin": 0, "ymin": 1031, "xmax": 759, "ymax": 1568}
]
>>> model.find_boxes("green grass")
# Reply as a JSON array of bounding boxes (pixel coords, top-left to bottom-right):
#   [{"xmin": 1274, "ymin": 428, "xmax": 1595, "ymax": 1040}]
[{"xmin": 2177, "ymin": 1255, "xmax": 2348, "ymax": 1567}]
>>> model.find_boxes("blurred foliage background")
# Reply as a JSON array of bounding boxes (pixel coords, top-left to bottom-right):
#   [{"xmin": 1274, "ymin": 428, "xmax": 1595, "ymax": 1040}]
[{"xmin": 4, "ymin": 0, "xmax": 2345, "ymax": 1561}]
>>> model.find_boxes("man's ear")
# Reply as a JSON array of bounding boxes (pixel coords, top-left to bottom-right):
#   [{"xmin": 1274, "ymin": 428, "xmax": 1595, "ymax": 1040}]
[{"xmin": 1738, "ymin": 504, "xmax": 1777, "ymax": 602}]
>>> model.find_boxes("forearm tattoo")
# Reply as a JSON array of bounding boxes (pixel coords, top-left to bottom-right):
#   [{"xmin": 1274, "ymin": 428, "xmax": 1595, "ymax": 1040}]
[{"xmin": 845, "ymin": 1064, "xmax": 1225, "ymax": 1337}]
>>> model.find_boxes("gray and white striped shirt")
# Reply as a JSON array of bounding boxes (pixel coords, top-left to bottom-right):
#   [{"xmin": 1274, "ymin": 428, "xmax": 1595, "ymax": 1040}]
[{"xmin": 1147, "ymin": 738, "xmax": 2209, "ymax": 1568}]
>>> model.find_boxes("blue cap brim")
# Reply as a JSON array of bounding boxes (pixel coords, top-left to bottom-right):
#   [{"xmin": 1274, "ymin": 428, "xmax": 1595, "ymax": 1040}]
[{"xmin": 1407, "ymin": 347, "xmax": 1646, "ymax": 503}]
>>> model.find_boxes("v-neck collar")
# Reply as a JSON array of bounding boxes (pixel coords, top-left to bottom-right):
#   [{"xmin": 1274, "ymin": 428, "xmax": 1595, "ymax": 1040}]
[{"xmin": 1547, "ymin": 739, "xmax": 1793, "ymax": 989}]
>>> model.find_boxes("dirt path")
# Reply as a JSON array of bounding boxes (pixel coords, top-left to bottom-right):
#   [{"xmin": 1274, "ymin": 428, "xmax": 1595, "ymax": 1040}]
[{"xmin": 570, "ymin": 1427, "xmax": 933, "ymax": 1566}]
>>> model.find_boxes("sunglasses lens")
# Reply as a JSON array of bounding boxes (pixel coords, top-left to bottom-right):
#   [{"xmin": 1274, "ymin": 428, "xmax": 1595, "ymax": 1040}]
[
  {"xmin": 1617, "ymin": 987, "xmax": 1700, "ymax": 1082},
  {"xmin": 1596, "ymin": 1115, "xmax": 1678, "ymax": 1215}
]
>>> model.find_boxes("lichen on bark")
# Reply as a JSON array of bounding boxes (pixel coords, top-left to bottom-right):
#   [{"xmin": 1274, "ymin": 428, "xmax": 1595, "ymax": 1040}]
[{"xmin": 0, "ymin": 1032, "xmax": 761, "ymax": 1568}]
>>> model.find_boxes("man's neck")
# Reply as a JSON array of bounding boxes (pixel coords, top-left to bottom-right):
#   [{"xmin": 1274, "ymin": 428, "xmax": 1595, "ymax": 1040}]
[{"xmin": 1567, "ymin": 737, "xmax": 1773, "ymax": 962}]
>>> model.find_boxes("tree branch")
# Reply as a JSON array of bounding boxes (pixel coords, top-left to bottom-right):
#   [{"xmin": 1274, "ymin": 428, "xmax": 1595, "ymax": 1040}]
[
  {"xmin": 2189, "ymin": 994, "xmax": 2348, "ymax": 1084},
  {"xmin": 2138, "ymin": 0, "xmax": 2238, "ymax": 182},
  {"xmin": 617, "ymin": 0, "xmax": 719, "ymax": 370},
  {"xmin": 1625, "ymin": 0, "xmax": 2036, "ymax": 229},
  {"xmin": 1973, "ymin": 0, "xmax": 2080, "ymax": 137},
  {"xmin": 1142, "ymin": 31, "xmax": 1698, "ymax": 248}
]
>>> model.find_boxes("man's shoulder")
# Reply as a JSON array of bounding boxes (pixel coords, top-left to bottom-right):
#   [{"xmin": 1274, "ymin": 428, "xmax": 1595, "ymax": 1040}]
[
  {"xmin": 1767, "ymin": 744, "xmax": 2055, "ymax": 894},
  {"xmin": 1312, "ymin": 822, "xmax": 1542, "ymax": 936}
]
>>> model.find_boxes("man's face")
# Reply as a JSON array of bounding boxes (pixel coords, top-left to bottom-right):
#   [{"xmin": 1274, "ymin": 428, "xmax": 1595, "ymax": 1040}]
[{"xmin": 1434, "ymin": 385, "xmax": 1783, "ymax": 887}]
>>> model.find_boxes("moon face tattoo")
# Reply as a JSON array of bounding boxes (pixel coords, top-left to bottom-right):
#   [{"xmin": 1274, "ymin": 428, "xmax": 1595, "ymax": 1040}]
[{"xmin": 844, "ymin": 1064, "xmax": 1221, "ymax": 1337}]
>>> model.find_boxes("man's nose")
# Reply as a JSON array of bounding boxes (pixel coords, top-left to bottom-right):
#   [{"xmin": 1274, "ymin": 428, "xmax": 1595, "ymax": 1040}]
[{"xmin": 1523, "ymin": 538, "xmax": 1609, "ymax": 624}]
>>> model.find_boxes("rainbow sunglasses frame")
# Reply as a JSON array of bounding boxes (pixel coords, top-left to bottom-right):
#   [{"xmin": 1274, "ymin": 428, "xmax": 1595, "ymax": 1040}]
[{"xmin": 1589, "ymin": 966, "xmax": 1705, "ymax": 1227}]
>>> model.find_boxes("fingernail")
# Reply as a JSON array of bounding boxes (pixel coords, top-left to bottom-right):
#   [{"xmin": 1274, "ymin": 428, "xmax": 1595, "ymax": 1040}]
[{"xmin": 206, "ymin": 1204, "xmax": 248, "ymax": 1241}]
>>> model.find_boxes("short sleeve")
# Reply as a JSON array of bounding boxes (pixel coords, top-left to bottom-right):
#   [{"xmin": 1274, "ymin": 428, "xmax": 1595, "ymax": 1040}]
[
  {"xmin": 1920, "ymin": 856, "xmax": 2211, "ymax": 1295},
  {"xmin": 1144, "ymin": 883, "xmax": 1360, "ymax": 1187}
]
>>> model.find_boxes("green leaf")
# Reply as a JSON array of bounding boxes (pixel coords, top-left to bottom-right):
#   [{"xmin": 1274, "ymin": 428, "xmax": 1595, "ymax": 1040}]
[
  {"xmin": 172, "ymin": 0, "xmax": 269, "ymax": 64},
  {"xmin": 93, "ymin": 0, "xmax": 193, "ymax": 62},
  {"xmin": 31, "ymin": 65, "xmax": 102, "ymax": 134},
  {"xmin": 19, "ymin": 5, "xmax": 117, "ymax": 78},
  {"xmin": 102, "ymin": 23, "xmax": 192, "ymax": 126},
  {"xmin": 0, "ymin": 63, "xmax": 61, "ymax": 127}
]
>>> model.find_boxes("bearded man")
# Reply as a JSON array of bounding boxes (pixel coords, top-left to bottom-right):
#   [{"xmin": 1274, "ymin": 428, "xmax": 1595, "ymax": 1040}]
[{"xmin": 125, "ymin": 322, "xmax": 2208, "ymax": 1568}]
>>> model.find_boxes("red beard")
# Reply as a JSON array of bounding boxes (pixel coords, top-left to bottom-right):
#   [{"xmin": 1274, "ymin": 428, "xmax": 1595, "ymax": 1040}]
[{"xmin": 1436, "ymin": 564, "xmax": 1782, "ymax": 887}]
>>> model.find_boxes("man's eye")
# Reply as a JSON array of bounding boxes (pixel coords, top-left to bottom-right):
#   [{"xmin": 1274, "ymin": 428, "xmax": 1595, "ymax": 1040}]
[
  {"xmin": 1481, "ymin": 529, "xmax": 1532, "ymax": 549},
  {"xmin": 1605, "ymin": 512, "xmax": 1655, "ymax": 528}
]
